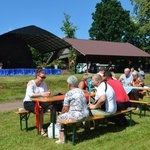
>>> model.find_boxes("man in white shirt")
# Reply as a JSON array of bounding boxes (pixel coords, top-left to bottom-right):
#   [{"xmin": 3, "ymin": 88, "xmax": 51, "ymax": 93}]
[
  {"xmin": 88, "ymin": 74, "xmax": 117, "ymax": 116},
  {"xmin": 119, "ymin": 68, "xmax": 133, "ymax": 86}
]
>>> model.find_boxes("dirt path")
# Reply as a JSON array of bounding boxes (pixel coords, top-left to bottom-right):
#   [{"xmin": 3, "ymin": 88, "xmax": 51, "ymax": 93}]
[{"xmin": 0, "ymin": 101, "xmax": 23, "ymax": 112}]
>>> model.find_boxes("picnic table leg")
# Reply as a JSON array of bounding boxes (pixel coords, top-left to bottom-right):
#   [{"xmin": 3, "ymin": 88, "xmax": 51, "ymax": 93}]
[
  {"xmin": 25, "ymin": 113, "xmax": 28, "ymax": 132},
  {"xmin": 19, "ymin": 114, "xmax": 23, "ymax": 131},
  {"xmin": 19, "ymin": 113, "xmax": 29, "ymax": 131},
  {"xmin": 52, "ymin": 103, "xmax": 56, "ymax": 139},
  {"xmin": 64, "ymin": 125, "xmax": 67, "ymax": 143},
  {"xmin": 72, "ymin": 123, "xmax": 76, "ymax": 145},
  {"xmin": 35, "ymin": 101, "xmax": 40, "ymax": 134},
  {"xmin": 143, "ymin": 104, "xmax": 147, "ymax": 116},
  {"xmin": 139, "ymin": 104, "xmax": 142, "ymax": 118},
  {"xmin": 129, "ymin": 111, "xmax": 133, "ymax": 126},
  {"xmin": 38, "ymin": 108, "xmax": 43, "ymax": 134}
]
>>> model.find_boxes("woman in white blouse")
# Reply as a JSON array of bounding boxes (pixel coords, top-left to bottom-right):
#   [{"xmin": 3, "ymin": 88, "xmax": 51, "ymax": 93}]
[{"xmin": 23, "ymin": 69, "xmax": 50, "ymax": 137}]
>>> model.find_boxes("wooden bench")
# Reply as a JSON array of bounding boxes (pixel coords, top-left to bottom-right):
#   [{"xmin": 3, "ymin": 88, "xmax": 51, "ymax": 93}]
[
  {"xmin": 57, "ymin": 108, "xmax": 135, "ymax": 145},
  {"xmin": 129, "ymin": 100, "xmax": 150, "ymax": 118},
  {"xmin": 13, "ymin": 110, "xmax": 30, "ymax": 131}
]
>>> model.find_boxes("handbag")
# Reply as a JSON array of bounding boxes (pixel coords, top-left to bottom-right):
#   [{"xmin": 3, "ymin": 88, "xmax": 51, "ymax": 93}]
[{"xmin": 47, "ymin": 123, "xmax": 60, "ymax": 138}]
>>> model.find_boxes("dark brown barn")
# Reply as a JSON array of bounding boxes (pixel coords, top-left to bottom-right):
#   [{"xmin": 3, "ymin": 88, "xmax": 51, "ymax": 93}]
[{"xmin": 59, "ymin": 38, "xmax": 150, "ymax": 72}]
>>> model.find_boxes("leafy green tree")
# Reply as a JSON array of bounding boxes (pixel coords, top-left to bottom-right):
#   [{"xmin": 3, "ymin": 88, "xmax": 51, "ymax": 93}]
[
  {"xmin": 130, "ymin": 0, "xmax": 150, "ymax": 52},
  {"xmin": 131, "ymin": 0, "xmax": 150, "ymax": 35},
  {"xmin": 89, "ymin": 0, "xmax": 136, "ymax": 43},
  {"xmin": 60, "ymin": 13, "xmax": 78, "ymax": 38},
  {"xmin": 60, "ymin": 13, "xmax": 78, "ymax": 73},
  {"xmin": 30, "ymin": 46, "xmax": 51, "ymax": 68}
]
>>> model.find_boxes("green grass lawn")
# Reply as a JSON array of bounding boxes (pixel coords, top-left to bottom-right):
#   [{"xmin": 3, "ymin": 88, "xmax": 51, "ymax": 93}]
[
  {"xmin": 0, "ymin": 73, "xmax": 150, "ymax": 149},
  {"xmin": 0, "ymin": 109, "xmax": 150, "ymax": 150}
]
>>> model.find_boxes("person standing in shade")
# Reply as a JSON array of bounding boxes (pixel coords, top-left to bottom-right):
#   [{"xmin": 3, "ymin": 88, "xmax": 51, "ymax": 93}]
[
  {"xmin": 138, "ymin": 67, "xmax": 145, "ymax": 79},
  {"xmin": 0, "ymin": 62, "xmax": 3, "ymax": 69},
  {"xmin": 97, "ymin": 67, "xmax": 105, "ymax": 77}
]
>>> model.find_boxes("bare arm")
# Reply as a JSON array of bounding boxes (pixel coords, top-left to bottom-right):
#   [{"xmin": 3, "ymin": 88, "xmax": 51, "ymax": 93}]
[
  {"xmin": 60, "ymin": 106, "xmax": 69, "ymax": 114},
  {"xmin": 27, "ymin": 81, "xmax": 51, "ymax": 98},
  {"xmin": 78, "ymin": 81, "xmax": 85, "ymax": 90},
  {"xmin": 31, "ymin": 91, "xmax": 51, "ymax": 98},
  {"xmin": 88, "ymin": 94, "xmax": 106, "ymax": 109}
]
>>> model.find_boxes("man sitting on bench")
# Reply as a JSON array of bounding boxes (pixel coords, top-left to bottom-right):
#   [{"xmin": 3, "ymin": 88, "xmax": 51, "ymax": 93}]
[
  {"xmin": 88, "ymin": 74, "xmax": 117, "ymax": 124},
  {"xmin": 103, "ymin": 71, "xmax": 130, "ymax": 126}
]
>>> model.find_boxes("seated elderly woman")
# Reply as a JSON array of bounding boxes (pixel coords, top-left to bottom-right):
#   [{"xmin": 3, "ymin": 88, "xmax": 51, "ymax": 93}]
[
  {"xmin": 55, "ymin": 75, "xmax": 90, "ymax": 144},
  {"xmin": 130, "ymin": 70, "xmax": 145, "ymax": 100}
]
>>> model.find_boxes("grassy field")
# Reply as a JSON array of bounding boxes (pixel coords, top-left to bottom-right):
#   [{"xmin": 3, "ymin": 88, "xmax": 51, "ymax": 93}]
[
  {"xmin": 1, "ymin": 73, "xmax": 150, "ymax": 102},
  {"xmin": 0, "ymin": 73, "xmax": 150, "ymax": 150}
]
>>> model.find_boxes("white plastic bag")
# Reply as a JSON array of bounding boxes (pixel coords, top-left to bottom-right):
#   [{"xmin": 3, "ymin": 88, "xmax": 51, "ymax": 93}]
[{"xmin": 47, "ymin": 123, "xmax": 60, "ymax": 139}]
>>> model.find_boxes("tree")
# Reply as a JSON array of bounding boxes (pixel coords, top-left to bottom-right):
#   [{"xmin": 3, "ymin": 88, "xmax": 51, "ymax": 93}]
[
  {"xmin": 60, "ymin": 13, "xmax": 78, "ymax": 73},
  {"xmin": 60, "ymin": 13, "xmax": 78, "ymax": 38},
  {"xmin": 130, "ymin": 0, "xmax": 150, "ymax": 52},
  {"xmin": 30, "ymin": 46, "xmax": 51, "ymax": 68},
  {"xmin": 89, "ymin": 0, "xmax": 136, "ymax": 43},
  {"xmin": 131, "ymin": 0, "xmax": 150, "ymax": 35}
]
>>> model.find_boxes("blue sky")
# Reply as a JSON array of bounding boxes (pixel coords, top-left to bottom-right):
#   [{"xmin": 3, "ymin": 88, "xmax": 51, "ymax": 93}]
[{"xmin": 0, "ymin": 0, "xmax": 134, "ymax": 39}]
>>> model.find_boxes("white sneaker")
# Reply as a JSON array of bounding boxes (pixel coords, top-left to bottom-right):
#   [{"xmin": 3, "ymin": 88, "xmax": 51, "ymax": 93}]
[
  {"xmin": 55, "ymin": 139, "xmax": 64, "ymax": 144},
  {"xmin": 135, "ymin": 107, "xmax": 140, "ymax": 111}
]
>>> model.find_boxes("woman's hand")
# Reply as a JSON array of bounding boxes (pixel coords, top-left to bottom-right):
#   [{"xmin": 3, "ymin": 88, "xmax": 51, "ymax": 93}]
[{"xmin": 41, "ymin": 91, "xmax": 51, "ymax": 97}]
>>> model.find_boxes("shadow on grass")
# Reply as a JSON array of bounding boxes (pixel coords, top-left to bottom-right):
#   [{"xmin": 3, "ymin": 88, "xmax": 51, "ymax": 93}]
[
  {"xmin": 66, "ymin": 119, "xmax": 138, "ymax": 144},
  {"xmin": 25, "ymin": 122, "xmax": 50, "ymax": 132},
  {"xmin": 27, "ymin": 126, "xmax": 37, "ymax": 131},
  {"xmin": 132, "ymin": 107, "xmax": 150, "ymax": 117}
]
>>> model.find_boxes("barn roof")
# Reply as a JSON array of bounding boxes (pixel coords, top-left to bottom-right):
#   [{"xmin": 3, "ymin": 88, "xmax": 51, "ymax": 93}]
[{"xmin": 64, "ymin": 38, "xmax": 150, "ymax": 57}]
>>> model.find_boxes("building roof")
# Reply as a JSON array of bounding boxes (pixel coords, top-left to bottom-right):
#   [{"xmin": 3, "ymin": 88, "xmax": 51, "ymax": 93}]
[
  {"xmin": 0, "ymin": 25, "xmax": 71, "ymax": 54},
  {"xmin": 64, "ymin": 38, "xmax": 150, "ymax": 57},
  {"xmin": 0, "ymin": 25, "xmax": 71, "ymax": 68}
]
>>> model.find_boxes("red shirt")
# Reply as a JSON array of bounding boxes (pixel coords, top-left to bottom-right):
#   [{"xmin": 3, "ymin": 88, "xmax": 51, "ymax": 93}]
[{"xmin": 107, "ymin": 78, "xmax": 129, "ymax": 102}]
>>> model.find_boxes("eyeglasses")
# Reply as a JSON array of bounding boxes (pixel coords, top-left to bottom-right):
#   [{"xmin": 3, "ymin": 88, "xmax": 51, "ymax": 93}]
[{"xmin": 39, "ymin": 76, "xmax": 46, "ymax": 79}]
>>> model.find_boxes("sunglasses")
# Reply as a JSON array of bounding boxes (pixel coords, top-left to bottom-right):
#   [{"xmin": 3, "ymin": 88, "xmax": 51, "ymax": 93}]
[{"xmin": 39, "ymin": 76, "xmax": 46, "ymax": 79}]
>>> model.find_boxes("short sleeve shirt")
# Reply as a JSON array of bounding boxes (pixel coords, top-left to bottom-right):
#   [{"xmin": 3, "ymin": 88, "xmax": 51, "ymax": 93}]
[
  {"xmin": 95, "ymin": 82, "xmax": 117, "ymax": 114},
  {"xmin": 119, "ymin": 74, "xmax": 133, "ymax": 86}
]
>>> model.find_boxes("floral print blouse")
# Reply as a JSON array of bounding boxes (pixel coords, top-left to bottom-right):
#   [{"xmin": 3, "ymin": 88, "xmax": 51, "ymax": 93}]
[{"xmin": 57, "ymin": 88, "xmax": 89, "ymax": 121}]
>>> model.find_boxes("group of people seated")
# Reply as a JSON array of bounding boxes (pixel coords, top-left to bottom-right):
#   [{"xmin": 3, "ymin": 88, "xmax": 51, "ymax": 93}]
[
  {"xmin": 118, "ymin": 67, "xmax": 146, "ymax": 100},
  {"xmin": 23, "ymin": 67, "xmax": 146, "ymax": 144}
]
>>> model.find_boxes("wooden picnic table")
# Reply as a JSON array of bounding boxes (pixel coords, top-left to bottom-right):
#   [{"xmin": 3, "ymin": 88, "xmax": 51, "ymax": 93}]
[
  {"xmin": 31, "ymin": 95, "xmax": 65, "ymax": 138},
  {"xmin": 31, "ymin": 92, "xmax": 90, "ymax": 138},
  {"xmin": 123, "ymin": 86, "xmax": 150, "ymax": 94}
]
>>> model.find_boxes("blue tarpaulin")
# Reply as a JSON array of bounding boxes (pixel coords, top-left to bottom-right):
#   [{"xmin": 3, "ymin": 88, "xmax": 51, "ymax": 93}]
[{"xmin": 0, "ymin": 68, "xmax": 62, "ymax": 76}]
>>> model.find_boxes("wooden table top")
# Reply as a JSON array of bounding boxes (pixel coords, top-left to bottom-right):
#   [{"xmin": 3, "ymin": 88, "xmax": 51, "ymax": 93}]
[
  {"xmin": 31, "ymin": 95, "xmax": 65, "ymax": 102},
  {"xmin": 31, "ymin": 92, "xmax": 90, "ymax": 103}
]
